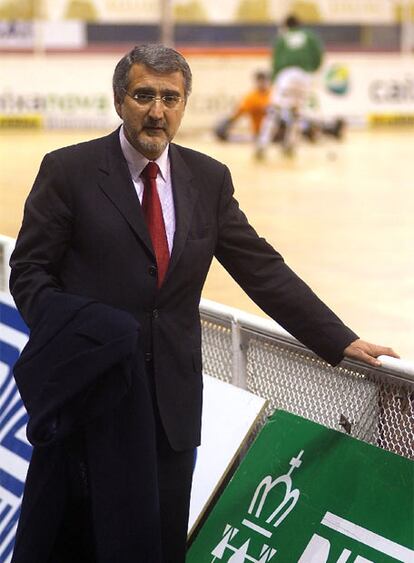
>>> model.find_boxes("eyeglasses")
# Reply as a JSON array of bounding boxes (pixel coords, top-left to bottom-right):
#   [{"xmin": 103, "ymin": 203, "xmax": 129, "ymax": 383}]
[{"xmin": 122, "ymin": 88, "xmax": 184, "ymax": 109}]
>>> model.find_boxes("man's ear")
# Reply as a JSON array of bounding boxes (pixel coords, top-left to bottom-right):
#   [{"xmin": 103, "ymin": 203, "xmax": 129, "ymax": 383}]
[{"xmin": 114, "ymin": 95, "xmax": 123, "ymax": 119}]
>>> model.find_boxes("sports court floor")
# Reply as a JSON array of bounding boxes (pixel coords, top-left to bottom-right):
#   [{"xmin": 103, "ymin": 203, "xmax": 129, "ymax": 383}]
[{"xmin": 1, "ymin": 127, "xmax": 413, "ymax": 360}]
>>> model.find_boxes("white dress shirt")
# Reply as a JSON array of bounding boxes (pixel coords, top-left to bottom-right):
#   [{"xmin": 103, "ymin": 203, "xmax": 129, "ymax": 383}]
[{"xmin": 119, "ymin": 126, "xmax": 176, "ymax": 254}]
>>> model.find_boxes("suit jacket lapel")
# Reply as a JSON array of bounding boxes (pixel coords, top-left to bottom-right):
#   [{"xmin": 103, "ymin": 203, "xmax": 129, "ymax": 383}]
[
  {"xmin": 166, "ymin": 144, "xmax": 197, "ymax": 281},
  {"xmin": 96, "ymin": 134, "xmax": 198, "ymax": 284},
  {"xmin": 97, "ymin": 130, "xmax": 153, "ymax": 256}
]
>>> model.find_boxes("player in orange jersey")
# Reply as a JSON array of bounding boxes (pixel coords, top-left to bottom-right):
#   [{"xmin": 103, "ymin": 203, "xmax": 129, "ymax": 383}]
[{"xmin": 214, "ymin": 71, "xmax": 271, "ymax": 141}]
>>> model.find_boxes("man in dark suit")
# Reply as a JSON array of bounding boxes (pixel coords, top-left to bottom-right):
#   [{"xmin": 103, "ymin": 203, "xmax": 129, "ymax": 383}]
[{"xmin": 10, "ymin": 44, "xmax": 397, "ymax": 563}]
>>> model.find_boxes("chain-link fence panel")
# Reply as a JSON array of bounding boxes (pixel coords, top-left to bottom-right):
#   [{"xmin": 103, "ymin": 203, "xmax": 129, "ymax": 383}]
[
  {"xmin": 245, "ymin": 336, "xmax": 379, "ymax": 443},
  {"xmin": 201, "ymin": 318, "xmax": 233, "ymax": 384},
  {"xmin": 200, "ymin": 306, "xmax": 414, "ymax": 460},
  {"xmin": 376, "ymin": 378, "xmax": 414, "ymax": 459}
]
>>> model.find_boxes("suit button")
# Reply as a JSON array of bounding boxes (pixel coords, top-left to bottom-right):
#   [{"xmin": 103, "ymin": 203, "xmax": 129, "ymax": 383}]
[
  {"xmin": 152, "ymin": 309, "xmax": 159, "ymax": 319},
  {"xmin": 145, "ymin": 352, "xmax": 152, "ymax": 362},
  {"xmin": 148, "ymin": 265, "xmax": 157, "ymax": 277}
]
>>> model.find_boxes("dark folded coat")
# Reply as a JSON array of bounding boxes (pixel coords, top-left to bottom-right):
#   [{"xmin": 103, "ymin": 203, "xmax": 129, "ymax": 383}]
[{"xmin": 11, "ymin": 291, "xmax": 162, "ymax": 563}]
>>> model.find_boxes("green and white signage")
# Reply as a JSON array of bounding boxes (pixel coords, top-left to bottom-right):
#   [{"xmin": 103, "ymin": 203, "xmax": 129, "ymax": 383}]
[{"xmin": 187, "ymin": 410, "xmax": 413, "ymax": 563}]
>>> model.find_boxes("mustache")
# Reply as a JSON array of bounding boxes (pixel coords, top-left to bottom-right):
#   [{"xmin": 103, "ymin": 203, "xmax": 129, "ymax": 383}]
[{"xmin": 143, "ymin": 118, "xmax": 166, "ymax": 129}]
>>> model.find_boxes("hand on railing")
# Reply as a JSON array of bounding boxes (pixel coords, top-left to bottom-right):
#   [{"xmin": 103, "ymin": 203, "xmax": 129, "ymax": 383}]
[{"xmin": 343, "ymin": 338, "xmax": 399, "ymax": 367}]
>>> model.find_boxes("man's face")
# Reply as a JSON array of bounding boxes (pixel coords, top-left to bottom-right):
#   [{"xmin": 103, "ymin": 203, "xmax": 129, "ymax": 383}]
[{"xmin": 114, "ymin": 63, "xmax": 186, "ymax": 159}]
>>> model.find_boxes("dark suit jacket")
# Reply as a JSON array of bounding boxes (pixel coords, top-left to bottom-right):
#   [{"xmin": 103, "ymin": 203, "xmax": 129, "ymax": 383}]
[
  {"xmin": 10, "ymin": 128, "xmax": 357, "ymax": 451},
  {"xmin": 11, "ymin": 292, "xmax": 162, "ymax": 563}
]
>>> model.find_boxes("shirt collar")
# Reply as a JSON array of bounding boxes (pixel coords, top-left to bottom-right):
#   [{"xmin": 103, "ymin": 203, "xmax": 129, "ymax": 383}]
[{"xmin": 119, "ymin": 125, "xmax": 169, "ymax": 182}]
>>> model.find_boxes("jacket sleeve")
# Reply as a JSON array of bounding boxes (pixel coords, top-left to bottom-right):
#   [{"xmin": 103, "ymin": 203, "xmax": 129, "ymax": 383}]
[
  {"xmin": 214, "ymin": 165, "xmax": 358, "ymax": 366},
  {"xmin": 9, "ymin": 152, "xmax": 74, "ymax": 328}
]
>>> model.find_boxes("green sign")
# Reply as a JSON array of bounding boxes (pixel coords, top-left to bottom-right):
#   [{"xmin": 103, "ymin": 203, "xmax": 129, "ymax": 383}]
[{"xmin": 187, "ymin": 410, "xmax": 414, "ymax": 562}]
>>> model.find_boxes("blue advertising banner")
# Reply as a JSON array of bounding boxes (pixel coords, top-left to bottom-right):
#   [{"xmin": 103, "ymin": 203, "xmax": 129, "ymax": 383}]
[{"xmin": 0, "ymin": 295, "xmax": 29, "ymax": 562}]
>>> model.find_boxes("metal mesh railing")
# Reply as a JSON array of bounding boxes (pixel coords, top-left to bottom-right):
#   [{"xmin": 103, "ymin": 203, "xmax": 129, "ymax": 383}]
[
  {"xmin": 245, "ymin": 337, "xmax": 379, "ymax": 444},
  {"xmin": 201, "ymin": 319, "xmax": 233, "ymax": 384},
  {"xmin": 200, "ymin": 299, "xmax": 414, "ymax": 460}
]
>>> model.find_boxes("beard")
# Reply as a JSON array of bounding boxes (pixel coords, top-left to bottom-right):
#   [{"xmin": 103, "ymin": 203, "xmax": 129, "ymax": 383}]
[
  {"xmin": 123, "ymin": 118, "xmax": 175, "ymax": 159},
  {"xmin": 136, "ymin": 118, "xmax": 170, "ymax": 158},
  {"xmin": 138, "ymin": 137, "xmax": 168, "ymax": 157}
]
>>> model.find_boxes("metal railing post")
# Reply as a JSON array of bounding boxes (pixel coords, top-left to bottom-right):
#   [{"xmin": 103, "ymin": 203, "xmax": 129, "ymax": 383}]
[{"xmin": 231, "ymin": 317, "xmax": 248, "ymax": 389}]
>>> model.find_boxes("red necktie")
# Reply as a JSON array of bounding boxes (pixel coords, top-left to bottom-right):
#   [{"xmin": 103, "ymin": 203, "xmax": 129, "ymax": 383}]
[{"xmin": 141, "ymin": 162, "xmax": 169, "ymax": 287}]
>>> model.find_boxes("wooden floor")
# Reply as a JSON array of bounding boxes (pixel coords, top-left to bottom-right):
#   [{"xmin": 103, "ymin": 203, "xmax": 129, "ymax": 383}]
[{"xmin": 1, "ymin": 128, "xmax": 413, "ymax": 361}]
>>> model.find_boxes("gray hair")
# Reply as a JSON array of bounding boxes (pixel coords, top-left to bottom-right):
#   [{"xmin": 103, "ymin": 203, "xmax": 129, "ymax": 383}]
[{"xmin": 113, "ymin": 44, "xmax": 192, "ymax": 101}]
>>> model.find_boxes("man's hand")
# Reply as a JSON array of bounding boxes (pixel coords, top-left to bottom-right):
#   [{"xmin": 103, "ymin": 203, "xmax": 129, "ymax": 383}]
[{"xmin": 343, "ymin": 338, "xmax": 400, "ymax": 367}]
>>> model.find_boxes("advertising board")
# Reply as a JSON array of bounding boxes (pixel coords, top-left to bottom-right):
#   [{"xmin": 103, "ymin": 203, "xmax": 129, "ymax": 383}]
[
  {"xmin": 0, "ymin": 0, "xmax": 400, "ymax": 23},
  {"xmin": 1, "ymin": 53, "xmax": 412, "ymax": 130},
  {"xmin": 187, "ymin": 410, "xmax": 414, "ymax": 562},
  {"xmin": 0, "ymin": 291, "xmax": 30, "ymax": 563}
]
